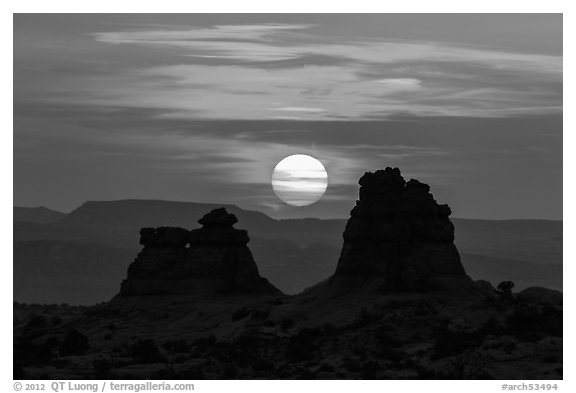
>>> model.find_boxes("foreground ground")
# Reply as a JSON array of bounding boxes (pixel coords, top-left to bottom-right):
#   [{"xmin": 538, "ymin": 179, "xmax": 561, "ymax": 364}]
[{"xmin": 14, "ymin": 285, "xmax": 562, "ymax": 380}]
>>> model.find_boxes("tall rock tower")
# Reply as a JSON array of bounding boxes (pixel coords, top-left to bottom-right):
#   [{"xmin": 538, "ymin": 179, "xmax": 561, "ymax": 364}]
[
  {"xmin": 120, "ymin": 208, "xmax": 280, "ymax": 296},
  {"xmin": 333, "ymin": 167, "xmax": 467, "ymax": 290}
]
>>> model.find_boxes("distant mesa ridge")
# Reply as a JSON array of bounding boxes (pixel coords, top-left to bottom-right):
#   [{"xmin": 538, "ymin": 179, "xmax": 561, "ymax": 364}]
[
  {"xmin": 331, "ymin": 167, "xmax": 468, "ymax": 291},
  {"xmin": 119, "ymin": 207, "xmax": 281, "ymax": 296},
  {"xmin": 13, "ymin": 206, "xmax": 66, "ymax": 224}
]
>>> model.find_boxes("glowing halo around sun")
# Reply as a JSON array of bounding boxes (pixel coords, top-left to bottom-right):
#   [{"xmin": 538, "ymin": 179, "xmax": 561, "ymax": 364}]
[{"xmin": 271, "ymin": 154, "xmax": 328, "ymax": 206}]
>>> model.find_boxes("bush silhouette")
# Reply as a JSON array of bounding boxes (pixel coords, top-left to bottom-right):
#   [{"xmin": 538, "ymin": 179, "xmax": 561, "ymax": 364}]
[
  {"xmin": 352, "ymin": 308, "xmax": 380, "ymax": 328},
  {"xmin": 60, "ymin": 329, "xmax": 89, "ymax": 356},
  {"xmin": 506, "ymin": 304, "xmax": 562, "ymax": 341},
  {"xmin": 26, "ymin": 314, "xmax": 48, "ymax": 330},
  {"xmin": 92, "ymin": 357, "xmax": 112, "ymax": 378},
  {"xmin": 280, "ymin": 318, "xmax": 295, "ymax": 330},
  {"xmin": 128, "ymin": 339, "xmax": 164, "ymax": 363},
  {"xmin": 192, "ymin": 335, "xmax": 217, "ymax": 351},
  {"xmin": 163, "ymin": 339, "xmax": 190, "ymax": 354},
  {"xmin": 285, "ymin": 329, "xmax": 318, "ymax": 361},
  {"xmin": 432, "ymin": 325, "xmax": 483, "ymax": 359},
  {"xmin": 38, "ymin": 337, "xmax": 60, "ymax": 362},
  {"xmin": 231, "ymin": 307, "xmax": 251, "ymax": 321},
  {"xmin": 497, "ymin": 281, "xmax": 515, "ymax": 300}
]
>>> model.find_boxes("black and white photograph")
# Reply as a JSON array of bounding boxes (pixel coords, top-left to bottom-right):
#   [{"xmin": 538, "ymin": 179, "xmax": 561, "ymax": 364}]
[{"xmin": 10, "ymin": 9, "xmax": 565, "ymax": 385}]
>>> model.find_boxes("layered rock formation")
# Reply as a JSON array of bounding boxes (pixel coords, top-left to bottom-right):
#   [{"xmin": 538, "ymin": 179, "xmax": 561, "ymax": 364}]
[
  {"xmin": 120, "ymin": 208, "xmax": 280, "ymax": 295},
  {"xmin": 332, "ymin": 167, "xmax": 467, "ymax": 291}
]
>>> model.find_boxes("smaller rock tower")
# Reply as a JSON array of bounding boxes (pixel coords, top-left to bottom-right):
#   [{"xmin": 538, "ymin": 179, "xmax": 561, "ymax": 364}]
[{"xmin": 120, "ymin": 208, "xmax": 280, "ymax": 295}]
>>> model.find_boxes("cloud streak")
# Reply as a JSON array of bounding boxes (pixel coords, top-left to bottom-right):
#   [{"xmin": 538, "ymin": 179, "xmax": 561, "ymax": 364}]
[
  {"xmin": 66, "ymin": 24, "xmax": 557, "ymax": 120},
  {"xmin": 91, "ymin": 24, "xmax": 561, "ymax": 74}
]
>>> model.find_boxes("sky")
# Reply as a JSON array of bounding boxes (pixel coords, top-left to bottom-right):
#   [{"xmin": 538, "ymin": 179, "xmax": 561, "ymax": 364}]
[{"xmin": 13, "ymin": 14, "xmax": 562, "ymax": 219}]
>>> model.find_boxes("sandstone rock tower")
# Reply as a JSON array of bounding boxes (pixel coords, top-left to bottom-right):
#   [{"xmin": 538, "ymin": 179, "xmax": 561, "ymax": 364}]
[
  {"xmin": 332, "ymin": 167, "xmax": 467, "ymax": 290},
  {"xmin": 120, "ymin": 208, "xmax": 280, "ymax": 295}
]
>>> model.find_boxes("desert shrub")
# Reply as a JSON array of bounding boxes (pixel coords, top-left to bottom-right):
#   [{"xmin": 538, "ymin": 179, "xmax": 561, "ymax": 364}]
[
  {"xmin": 154, "ymin": 366, "xmax": 206, "ymax": 380},
  {"xmin": 250, "ymin": 309, "xmax": 270, "ymax": 320},
  {"xmin": 13, "ymin": 362, "xmax": 26, "ymax": 379},
  {"xmin": 13, "ymin": 338, "xmax": 36, "ymax": 366},
  {"xmin": 506, "ymin": 304, "xmax": 562, "ymax": 341},
  {"xmin": 268, "ymin": 298, "xmax": 284, "ymax": 306},
  {"xmin": 296, "ymin": 368, "xmax": 316, "ymax": 379},
  {"xmin": 374, "ymin": 347, "xmax": 404, "ymax": 363},
  {"xmin": 212, "ymin": 331, "xmax": 264, "ymax": 367},
  {"xmin": 373, "ymin": 324, "xmax": 399, "ymax": 346},
  {"xmin": 180, "ymin": 367, "xmax": 207, "ymax": 380},
  {"xmin": 413, "ymin": 302, "xmax": 437, "ymax": 317},
  {"xmin": 360, "ymin": 360, "xmax": 380, "ymax": 379},
  {"xmin": 280, "ymin": 318, "xmax": 295, "ymax": 330},
  {"xmin": 26, "ymin": 314, "xmax": 48, "ymax": 330},
  {"xmin": 318, "ymin": 363, "xmax": 335, "ymax": 372},
  {"xmin": 372, "ymin": 325, "xmax": 403, "ymax": 361},
  {"xmin": 253, "ymin": 358, "xmax": 275, "ymax": 372},
  {"xmin": 432, "ymin": 325, "xmax": 483, "ymax": 359},
  {"xmin": 555, "ymin": 367, "xmax": 562, "ymax": 376},
  {"xmin": 341, "ymin": 356, "xmax": 361, "ymax": 373},
  {"xmin": 222, "ymin": 364, "xmax": 238, "ymax": 379},
  {"xmin": 52, "ymin": 358, "xmax": 71, "ymax": 369},
  {"xmin": 127, "ymin": 339, "xmax": 164, "ymax": 363},
  {"xmin": 163, "ymin": 339, "xmax": 190, "ymax": 354},
  {"xmin": 352, "ymin": 308, "xmax": 381, "ymax": 328},
  {"xmin": 319, "ymin": 322, "xmax": 335, "ymax": 333},
  {"xmin": 60, "ymin": 329, "xmax": 89, "ymax": 356},
  {"xmin": 14, "ymin": 336, "xmax": 60, "ymax": 367},
  {"xmin": 400, "ymin": 357, "xmax": 417, "ymax": 370},
  {"xmin": 174, "ymin": 354, "xmax": 189, "ymax": 364},
  {"xmin": 503, "ymin": 341, "xmax": 517, "ymax": 354},
  {"xmin": 231, "ymin": 307, "xmax": 251, "ymax": 321},
  {"xmin": 483, "ymin": 295, "xmax": 507, "ymax": 311},
  {"xmin": 285, "ymin": 329, "xmax": 318, "ymax": 362},
  {"xmin": 518, "ymin": 331, "xmax": 548, "ymax": 342},
  {"xmin": 543, "ymin": 354, "xmax": 560, "ymax": 363},
  {"xmin": 416, "ymin": 365, "xmax": 441, "ymax": 379},
  {"xmin": 203, "ymin": 358, "xmax": 214, "ymax": 367},
  {"xmin": 92, "ymin": 357, "xmax": 112, "ymax": 378},
  {"xmin": 84, "ymin": 305, "xmax": 121, "ymax": 318},
  {"xmin": 38, "ymin": 337, "xmax": 60, "ymax": 362},
  {"xmin": 497, "ymin": 281, "xmax": 515, "ymax": 300},
  {"xmin": 193, "ymin": 335, "xmax": 217, "ymax": 351},
  {"xmin": 439, "ymin": 350, "xmax": 491, "ymax": 379},
  {"xmin": 50, "ymin": 315, "xmax": 63, "ymax": 326},
  {"xmin": 479, "ymin": 316, "xmax": 505, "ymax": 336}
]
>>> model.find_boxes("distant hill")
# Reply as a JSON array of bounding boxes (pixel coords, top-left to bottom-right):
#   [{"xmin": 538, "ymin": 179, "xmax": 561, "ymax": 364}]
[
  {"xmin": 54, "ymin": 199, "xmax": 562, "ymax": 267},
  {"xmin": 13, "ymin": 200, "xmax": 562, "ymax": 304},
  {"xmin": 13, "ymin": 240, "xmax": 134, "ymax": 305},
  {"xmin": 461, "ymin": 252, "xmax": 562, "ymax": 291},
  {"xmin": 56, "ymin": 199, "xmax": 346, "ymax": 247},
  {"xmin": 57, "ymin": 200, "xmax": 274, "ymax": 230},
  {"xmin": 453, "ymin": 218, "xmax": 562, "ymax": 266},
  {"xmin": 13, "ymin": 206, "xmax": 66, "ymax": 224}
]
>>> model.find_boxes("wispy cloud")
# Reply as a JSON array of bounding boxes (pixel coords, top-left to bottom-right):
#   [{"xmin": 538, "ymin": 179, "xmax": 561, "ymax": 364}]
[
  {"xmin": 69, "ymin": 24, "xmax": 560, "ymax": 120},
  {"xmin": 91, "ymin": 24, "xmax": 561, "ymax": 75},
  {"xmin": 16, "ymin": 22, "xmax": 562, "ymax": 121},
  {"xmin": 272, "ymin": 107, "xmax": 327, "ymax": 113},
  {"xmin": 92, "ymin": 23, "xmax": 312, "ymax": 44},
  {"xmin": 92, "ymin": 24, "xmax": 313, "ymax": 62}
]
